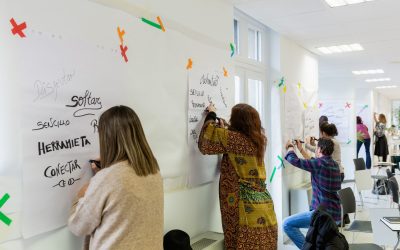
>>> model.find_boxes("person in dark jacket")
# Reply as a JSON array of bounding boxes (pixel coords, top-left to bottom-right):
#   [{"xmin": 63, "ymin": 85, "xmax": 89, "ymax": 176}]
[{"xmin": 302, "ymin": 206, "xmax": 349, "ymax": 250}]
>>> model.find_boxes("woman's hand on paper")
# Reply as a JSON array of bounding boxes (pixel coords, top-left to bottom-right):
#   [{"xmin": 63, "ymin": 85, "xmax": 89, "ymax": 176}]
[{"xmin": 206, "ymin": 103, "xmax": 216, "ymax": 113}]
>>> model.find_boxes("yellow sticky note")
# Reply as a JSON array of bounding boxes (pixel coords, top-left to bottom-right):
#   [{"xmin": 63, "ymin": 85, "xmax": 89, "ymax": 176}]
[
  {"xmin": 297, "ymin": 82, "xmax": 301, "ymax": 89},
  {"xmin": 303, "ymin": 102, "xmax": 308, "ymax": 109},
  {"xmin": 283, "ymin": 85, "xmax": 287, "ymax": 93}
]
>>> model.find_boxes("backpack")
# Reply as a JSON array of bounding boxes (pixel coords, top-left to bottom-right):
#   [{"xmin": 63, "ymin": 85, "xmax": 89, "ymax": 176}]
[
  {"xmin": 372, "ymin": 179, "xmax": 390, "ymax": 195},
  {"xmin": 302, "ymin": 206, "xmax": 349, "ymax": 250}
]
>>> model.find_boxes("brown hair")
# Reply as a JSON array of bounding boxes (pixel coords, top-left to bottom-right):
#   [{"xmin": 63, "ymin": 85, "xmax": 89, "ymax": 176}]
[
  {"xmin": 320, "ymin": 122, "xmax": 338, "ymax": 137},
  {"xmin": 379, "ymin": 114, "xmax": 387, "ymax": 124},
  {"xmin": 229, "ymin": 104, "xmax": 266, "ymax": 163},
  {"xmin": 98, "ymin": 105, "xmax": 159, "ymax": 176}
]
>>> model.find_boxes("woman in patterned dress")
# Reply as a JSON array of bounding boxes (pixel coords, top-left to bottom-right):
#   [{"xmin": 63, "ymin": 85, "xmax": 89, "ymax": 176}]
[{"xmin": 198, "ymin": 103, "xmax": 277, "ymax": 250}]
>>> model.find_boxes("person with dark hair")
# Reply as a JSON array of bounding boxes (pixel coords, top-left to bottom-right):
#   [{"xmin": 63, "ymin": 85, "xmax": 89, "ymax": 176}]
[
  {"xmin": 302, "ymin": 122, "xmax": 344, "ymax": 181},
  {"xmin": 68, "ymin": 106, "xmax": 163, "ymax": 250},
  {"xmin": 283, "ymin": 138, "xmax": 341, "ymax": 249},
  {"xmin": 319, "ymin": 115, "xmax": 328, "ymax": 127},
  {"xmin": 357, "ymin": 116, "xmax": 371, "ymax": 169},
  {"xmin": 374, "ymin": 112, "xmax": 389, "ymax": 162},
  {"xmin": 198, "ymin": 103, "xmax": 277, "ymax": 249},
  {"xmin": 164, "ymin": 230, "xmax": 192, "ymax": 250}
]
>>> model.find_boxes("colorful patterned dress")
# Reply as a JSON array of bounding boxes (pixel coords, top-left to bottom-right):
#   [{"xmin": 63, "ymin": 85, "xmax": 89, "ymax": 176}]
[{"xmin": 198, "ymin": 114, "xmax": 278, "ymax": 250}]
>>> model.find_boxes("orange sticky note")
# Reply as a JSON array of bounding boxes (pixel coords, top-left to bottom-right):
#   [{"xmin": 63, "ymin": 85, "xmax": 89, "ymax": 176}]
[
  {"xmin": 157, "ymin": 16, "xmax": 166, "ymax": 32},
  {"xmin": 186, "ymin": 58, "xmax": 193, "ymax": 70},
  {"xmin": 223, "ymin": 67, "xmax": 228, "ymax": 77},
  {"xmin": 117, "ymin": 26, "xmax": 125, "ymax": 45}
]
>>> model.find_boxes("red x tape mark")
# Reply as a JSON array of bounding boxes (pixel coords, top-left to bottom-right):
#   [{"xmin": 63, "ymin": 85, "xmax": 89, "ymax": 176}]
[
  {"xmin": 345, "ymin": 102, "xmax": 351, "ymax": 108},
  {"xmin": 120, "ymin": 44, "xmax": 128, "ymax": 62},
  {"xmin": 10, "ymin": 18, "xmax": 27, "ymax": 38}
]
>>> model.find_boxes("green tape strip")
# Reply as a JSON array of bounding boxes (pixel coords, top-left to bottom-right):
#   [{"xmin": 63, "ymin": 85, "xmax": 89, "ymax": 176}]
[
  {"xmin": 0, "ymin": 193, "xmax": 10, "ymax": 208},
  {"xmin": 277, "ymin": 155, "xmax": 285, "ymax": 168},
  {"xmin": 278, "ymin": 77, "xmax": 285, "ymax": 87},
  {"xmin": 269, "ymin": 166, "xmax": 277, "ymax": 183},
  {"xmin": 0, "ymin": 211, "xmax": 12, "ymax": 226},
  {"xmin": 230, "ymin": 43, "xmax": 234, "ymax": 57},
  {"xmin": 141, "ymin": 18, "xmax": 162, "ymax": 30}
]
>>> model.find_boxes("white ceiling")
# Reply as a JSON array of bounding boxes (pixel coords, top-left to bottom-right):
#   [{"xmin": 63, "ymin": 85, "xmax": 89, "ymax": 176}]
[{"xmin": 234, "ymin": 0, "xmax": 400, "ymax": 99}]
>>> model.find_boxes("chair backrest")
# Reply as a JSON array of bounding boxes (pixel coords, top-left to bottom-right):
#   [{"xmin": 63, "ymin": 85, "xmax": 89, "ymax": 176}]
[
  {"xmin": 387, "ymin": 168, "xmax": 394, "ymax": 178},
  {"xmin": 370, "ymin": 208, "xmax": 399, "ymax": 246},
  {"xmin": 353, "ymin": 158, "xmax": 366, "ymax": 171},
  {"xmin": 338, "ymin": 187, "xmax": 356, "ymax": 215},
  {"xmin": 354, "ymin": 169, "xmax": 373, "ymax": 192},
  {"xmin": 388, "ymin": 176, "xmax": 399, "ymax": 205}
]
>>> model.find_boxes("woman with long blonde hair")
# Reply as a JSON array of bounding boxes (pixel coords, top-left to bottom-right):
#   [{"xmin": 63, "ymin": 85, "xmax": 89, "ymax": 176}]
[
  {"xmin": 374, "ymin": 112, "xmax": 389, "ymax": 162},
  {"xmin": 68, "ymin": 105, "xmax": 163, "ymax": 250}
]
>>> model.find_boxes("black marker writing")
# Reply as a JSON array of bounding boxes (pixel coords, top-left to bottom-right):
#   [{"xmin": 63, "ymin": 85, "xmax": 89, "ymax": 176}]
[
  {"xmin": 90, "ymin": 119, "xmax": 98, "ymax": 133},
  {"xmin": 33, "ymin": 70, "xmax": 75, "ymax": 102},
  {"xmin": 32, "ymin": 117, "xmax": 70, "ymax": 131},
  {"xmin": 200, "ymin": 74, "xmax": 219, "ymax": 87},
  {"xmin": 38, "ymin": 136, "xmax": 91, "ymax": 156},
  {"xmin": 53, "ymin": 177, "xmax": 81, "ymax": 188},
  {"xmin": 207, "ymin": 95, "xmax": 212, "ymax": 103},
  {"xmin": 66, "ymin": 90, "xmax": 102, "ymax": 117},
  {"xmin": 191, "ymin": 100, "xmax": 205, "ymax": 109},
  {"xmin": 189, "ymin": 115, "xmax": 199, "ymax": 123},
  {"xmin": 220, "ymin": 87, "xmax": 228, "ymax": 108},
  {"xmin": 189, "ymin": 89, "xmax": 204, "ymax": 96},
  {"xmin": 44, "ymin": 159, "xmax": 81, "ymax": 178}
]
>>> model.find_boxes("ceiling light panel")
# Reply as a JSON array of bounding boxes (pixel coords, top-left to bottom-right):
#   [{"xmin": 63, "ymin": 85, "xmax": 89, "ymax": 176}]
[
  {"xmin": 317, "ymin": 43, "xmax": 364, "ymax": 54},
  {"xmin": 375, "ymin": 85, "xmax": 397, "ymax": 89},
  {"xmin": 325, "ymin": 0, "xmax": 376, "ymax": 7},
  {"xmin": 365, "ymin": 78, "xmax": 391, "ymax": 82},
  {"xmin": 352, "ymin": 69, "xmax": 384, "ymax": 75}
]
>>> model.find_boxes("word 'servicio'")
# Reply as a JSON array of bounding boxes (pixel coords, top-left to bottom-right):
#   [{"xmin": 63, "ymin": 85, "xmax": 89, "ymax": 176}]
[{"xmin": 38, "ymin": 136, "xmax": 91, "ymax": 156}]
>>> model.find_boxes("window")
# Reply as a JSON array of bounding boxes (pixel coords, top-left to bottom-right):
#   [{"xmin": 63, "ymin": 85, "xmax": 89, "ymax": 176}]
[
  {"xmin": 248, "ymin": 28, "xmax": 261, "ymax": 61},
  {"xmin": 248, "ymin": 79, "xmax": 263, "ymax": 120},
  {"xmin": 234, "ymin": 76, "xmax": 242, "ymax": 104},
  {"xmin": 234, "ymin": 19, "xmax": 239, "ymax": 55}
]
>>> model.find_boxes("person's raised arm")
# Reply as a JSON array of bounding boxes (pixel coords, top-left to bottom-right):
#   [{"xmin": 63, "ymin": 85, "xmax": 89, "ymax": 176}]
[
  {"xmin": 295, "ymin": 139, "xmax": 312, "ymax": 159},
  {"xmin": 284, "ymin": 140, "xmax": 315, "ymax": 172},
  {"xmin": 198, "ymin": 103, "xmax": 228, "ymax": 155}
]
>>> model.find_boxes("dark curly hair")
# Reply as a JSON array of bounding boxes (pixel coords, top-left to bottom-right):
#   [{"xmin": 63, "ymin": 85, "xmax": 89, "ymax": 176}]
[
  {"xmin": 320, "ymin": 122, "xmax": 338, "ymax": 137},
  {"xmin": 318, "ymin": 138, "xmax": 335, "ymax": 156}
]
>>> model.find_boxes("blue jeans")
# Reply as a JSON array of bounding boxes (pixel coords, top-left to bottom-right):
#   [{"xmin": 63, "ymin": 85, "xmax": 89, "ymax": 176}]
[
  {"xmin": 283, "ymin": 210, "xmax": 313, "ymax": 249},
  {"xmin": 357, "ymin": 138, "xmax": 371, "ymax": 169}
]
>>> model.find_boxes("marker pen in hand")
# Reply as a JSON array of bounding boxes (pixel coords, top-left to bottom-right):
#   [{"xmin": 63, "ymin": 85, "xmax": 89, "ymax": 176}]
[
  {"xmin": 293, "ymin": 139, "xmax": 304, "ymax": 143},
  {"xmin": 89, "ymin": 160, "xmax": 101, "ymax": 169}
]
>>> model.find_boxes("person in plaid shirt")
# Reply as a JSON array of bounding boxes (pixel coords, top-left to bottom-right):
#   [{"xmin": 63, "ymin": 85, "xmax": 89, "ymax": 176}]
[{"xmin": 283, "ymin": 138, "xmax": 341, "ymax": 249}]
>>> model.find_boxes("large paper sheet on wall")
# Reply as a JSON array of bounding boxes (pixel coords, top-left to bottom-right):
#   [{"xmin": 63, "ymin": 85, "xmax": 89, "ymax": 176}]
[
  {"xmin": 187, "ymin": 70, "xmax": 232, "ymax": 187},
  {"xmin": 319, "ymin": 100, "xmax": 353, "ymax": 143},
  {"xmin": 18, "ymin": 36, "xmax": 121, "ymax": 238}
]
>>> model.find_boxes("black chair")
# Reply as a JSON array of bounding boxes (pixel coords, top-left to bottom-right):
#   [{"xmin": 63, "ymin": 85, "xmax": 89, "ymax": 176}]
[
  {"xmin": 338, "ymin": 187, "xmax": 372, "ymax": 243},
  {"xmin": 349, "ymin": 244, "xmax": 383, "ymax": 250},
  {"xmin": 353, "ymin": 158, "xmax": 366, "ymax": 171},
  {"xmin": 388, "ymin": 176, "xmax": 399, "ymax": 209},
  {"xmin": 391, "ymin": 155, "xmax": 400, "ymax": 173}
]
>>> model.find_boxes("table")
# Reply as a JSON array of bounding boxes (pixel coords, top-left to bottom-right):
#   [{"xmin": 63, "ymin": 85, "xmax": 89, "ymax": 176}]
[{"xmin": 381, "ymin": 218, "xmax": 400, "ymax": 249}]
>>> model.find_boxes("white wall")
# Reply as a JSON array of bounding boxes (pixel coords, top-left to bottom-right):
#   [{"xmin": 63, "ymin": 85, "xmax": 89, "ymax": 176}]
[
  {"xmin": 268, "ymin": 34, "xmax": 319, "ymax": 246},
  {"xmin": 0, "ymin": 0, "xmax": 231, "ymax": 249}
]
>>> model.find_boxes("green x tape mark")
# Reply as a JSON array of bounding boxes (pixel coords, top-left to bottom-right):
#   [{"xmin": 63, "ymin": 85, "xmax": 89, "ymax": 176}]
[
  {"xmin": 269, "ymin": 166, "xmax": 277, "ymax": 183},
  {"xmin": 0, "ymin": 193, "xmax": 12, "ymax": 226},
  {"xmin": 141, "ymin": 17, "xmax": 162, "ymax": 30},
  {"xmin": 278, "ymin": 77, "xmax": 285, "ymax": 87},
  {"xmin": 277, "ymin": 155, "xmax": 285, "ymax": 169}
]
